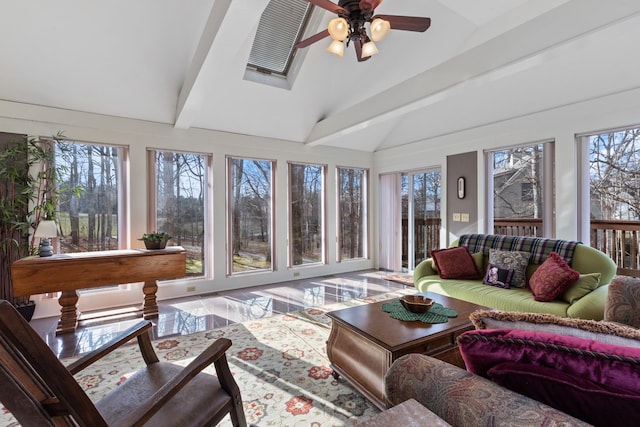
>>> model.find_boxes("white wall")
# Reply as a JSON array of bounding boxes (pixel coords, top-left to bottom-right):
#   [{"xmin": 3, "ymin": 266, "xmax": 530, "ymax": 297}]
[
  {"xmin": 373, "ymin": 86, "xmax": 640, "ymax": 245},
  {"xmin": 0, "ymin": 100, "xmax": 376, "ymax": 318}
]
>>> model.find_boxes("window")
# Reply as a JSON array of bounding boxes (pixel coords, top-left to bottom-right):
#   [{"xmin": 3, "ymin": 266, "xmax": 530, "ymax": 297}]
[
  {"xmin": 247, "ymin": 0, "xmax": 313, "ymax": 76},
  {"xmin": 227, "ymin": 157, "xmax": 275, "ymax": 274},
  {"xmin": 55, "ymin": 140, "xmax": 125, "ymax": 253},
  {"xmin": 149, "ymin": 150, "xmax": 210, "ymax": 277},
  {"xmin": 487, "ymin": 143, "xmax": 551, "ymax": 237},
  {"xmin": 580, "ymin": 126, "xmax": 640, "ymax": 275},
  {"xmin": 289, "ymin": 162, "xmax": 326, "ymax": 266},
  {"xmin": 337, "ymin": 167, "xmax": 368, "ymax": 261},
  {"xmin": 521, "ymin": 182, "xmax": 534, "ymax": 201}
]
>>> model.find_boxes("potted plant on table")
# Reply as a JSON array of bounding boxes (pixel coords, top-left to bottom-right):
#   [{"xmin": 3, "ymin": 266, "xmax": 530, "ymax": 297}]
[{"xmin": 139, "ymin": 231, "xmax": 172, "ymax": 250}]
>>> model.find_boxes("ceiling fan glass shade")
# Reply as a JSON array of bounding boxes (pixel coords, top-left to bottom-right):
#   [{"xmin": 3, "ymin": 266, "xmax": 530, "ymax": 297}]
[
  {"xmin": 328, "ymin": 17, "xmax": 349, "ymax": 41},
  {"xmin": 361, "ymin": 40, "xmax": 379, "ymax": 58},
  {"xmin": 327, "ymin": 39, "xmax": 345, "ymax": 57},
  {"xmin": 370, "ymin": 18, "xmax": 390, "ymax": 42}
]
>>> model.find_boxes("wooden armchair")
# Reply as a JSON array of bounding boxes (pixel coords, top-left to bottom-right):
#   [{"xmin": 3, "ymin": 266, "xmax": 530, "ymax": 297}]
[{"xmin": 0, "ymin": 300, "xmax": 247, "ymax": 426}]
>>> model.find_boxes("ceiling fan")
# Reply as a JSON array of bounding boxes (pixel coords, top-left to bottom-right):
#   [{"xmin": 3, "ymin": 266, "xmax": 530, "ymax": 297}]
[{"xmin": 295, "ymin": 0, "xmax": 431, "ymax": 62}]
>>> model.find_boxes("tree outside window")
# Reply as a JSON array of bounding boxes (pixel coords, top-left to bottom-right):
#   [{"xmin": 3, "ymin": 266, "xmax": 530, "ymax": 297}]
[
  {"xmin": 337, "ymin": 167, "xmax": 367, "ymax": 261},
  {"xmin": 228, "ymin": 157, "xmax": 274, "ymax": 273},
  {"xmin": 589, "ymin": 129, "xmax": 640, "ymax": 220},
  {"xmin": 55, "ymin": 141, "xmax": 121, "ymax": 253},
  {"xmin": 289, "ymin": 162, "xmax": 325, "ymax": 266},
  {"xmin": 151, "ymin": 150, "xmax": 207, "ymax": 277}
]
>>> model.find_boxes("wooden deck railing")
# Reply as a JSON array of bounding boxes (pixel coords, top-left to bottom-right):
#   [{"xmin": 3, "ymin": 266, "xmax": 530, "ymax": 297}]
[
  {"xmin": 590, "ymin": 219, "xmax": 640, "ymax": 277},
  {"xmin": 493, "ymin": 218, "xmax": 640, "ymax": 277},
  {"xmin": 402, "ymin": 218, "xmax": 441, "ymax": 263},
  {"xmin": 494, "ymin": 218, "xmax": 543, "ymax": 237},
  {"xmin": 402, "ymin": 218, "xmax": 640, "ymax": 277}
]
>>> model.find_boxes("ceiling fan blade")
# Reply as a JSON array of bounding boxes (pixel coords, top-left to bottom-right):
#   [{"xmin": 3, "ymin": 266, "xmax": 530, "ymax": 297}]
[
  {"xmin": 354, "ymin": 40, "xmax": 371, "ymax": 62},
  {"xmin": 359, "ymin": 0, "xmax": 383, "ymax": 12},
  {"xmin": 374, "ymin": 15, "xmax": 431, "ymax": 32},
  {"xmin": 295, "ymin": 29, "xmax": 330, "ymax": 48},
  {"xmin": 305, "ymin": 0, "xmax": 347, "ymax": 14}
]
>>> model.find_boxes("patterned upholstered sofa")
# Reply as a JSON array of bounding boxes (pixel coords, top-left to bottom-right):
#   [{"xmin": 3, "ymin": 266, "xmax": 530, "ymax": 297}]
[
  {"xmin": 413, "ymin": 234, "xmax": 617, "ymax": 320},
  {"xmin": 385, "ymin": 310, "xmax": 640, "ymax": 426},
  {"xmin": 385, "ymin": 353, "xmax": 590, "ymax": 426}
]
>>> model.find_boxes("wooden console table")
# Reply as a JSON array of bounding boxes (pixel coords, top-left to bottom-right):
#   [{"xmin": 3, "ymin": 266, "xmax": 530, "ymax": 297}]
[{"xmin": 11, "ymin": 247, "xmax": 186, "ymax": 335}]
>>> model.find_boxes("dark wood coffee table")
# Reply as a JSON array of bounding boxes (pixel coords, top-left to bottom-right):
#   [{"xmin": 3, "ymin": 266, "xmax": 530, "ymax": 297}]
[{"xmin": 326, "ymin": 292, "xmax": 485, "ymax": 410}]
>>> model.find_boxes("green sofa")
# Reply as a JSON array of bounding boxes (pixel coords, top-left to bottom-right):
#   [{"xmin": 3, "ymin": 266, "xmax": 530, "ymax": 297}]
[{"xmin": 413, "ymin": 234, "xmax": 617, "ymax": 320}]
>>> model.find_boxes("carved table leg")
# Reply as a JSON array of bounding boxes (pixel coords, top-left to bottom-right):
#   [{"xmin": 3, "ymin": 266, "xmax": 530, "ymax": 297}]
[
  {"xmin": 56, "ymin": 290, "xmax": 79, "ymax": 335},
  {"xmin": 142, "ymin": 280, "xmax": 159, "ymax": 319}
]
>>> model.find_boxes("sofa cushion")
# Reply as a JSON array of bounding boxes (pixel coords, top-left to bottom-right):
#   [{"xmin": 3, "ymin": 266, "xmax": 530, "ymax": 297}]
[
  {"xmin": 482, "ymin": 263, "xmax": 513, "ymax": 288},
  {"xmin": 487, "ymin": 362, "xmax": 640, "ymax": 426},
  {"xmin": 431, "ymin": 246, "xmax": 482, "ymax": 280},
  {"xmin": 560, "ymin": 272, "xmax": 601, "ymax": 304},
  {"xmin": 488, "ymin": 249, "xmax": 530, "ymax": 288},
  {"xmin": 529, "ymin": 252, "xmax": 580, "ymax": 302}
]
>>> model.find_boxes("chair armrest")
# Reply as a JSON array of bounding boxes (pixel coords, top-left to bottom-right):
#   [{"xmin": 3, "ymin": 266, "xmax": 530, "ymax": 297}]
[
  {"xmin": 117, "ymin": 338, "xmax": 235, "ymax": 427},
  {"xmin": 66, "ymin": 321, "xmax": 155, "ymax": 375}
]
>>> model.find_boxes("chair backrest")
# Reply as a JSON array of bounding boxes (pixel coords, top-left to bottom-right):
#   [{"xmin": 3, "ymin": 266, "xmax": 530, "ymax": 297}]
[{"xmin": 0, "ymin": 300, "xmax": 108, "ymax": 427}]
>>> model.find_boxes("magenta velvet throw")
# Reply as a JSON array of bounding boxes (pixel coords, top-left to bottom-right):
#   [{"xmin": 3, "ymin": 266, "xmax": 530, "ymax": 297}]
[{"xmin": 458, "ymin": 329, "xmax": 640, "ymax": 426}]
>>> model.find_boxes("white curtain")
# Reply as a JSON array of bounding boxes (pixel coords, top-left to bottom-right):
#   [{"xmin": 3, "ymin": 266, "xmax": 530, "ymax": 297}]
[{"xmin": 378, "ymin": 173, "xmax": 402, "ymax": 271}]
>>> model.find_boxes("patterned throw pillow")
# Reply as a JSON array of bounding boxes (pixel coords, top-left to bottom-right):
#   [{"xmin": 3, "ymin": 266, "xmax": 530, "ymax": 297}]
[
  {"xmin": 431, "ymin": 246, "xmax": 482, "ymax": 280},
  {"xmin": 488, "ymin": 250, "xmax": 530, "ymax": 288},
  {"xmin": 482, "ymin": 263, "xmax": 514, "ymax": 288},
  {"xmin": 529, "ymin": 252, "xmax": 580, "ymax": 302}
]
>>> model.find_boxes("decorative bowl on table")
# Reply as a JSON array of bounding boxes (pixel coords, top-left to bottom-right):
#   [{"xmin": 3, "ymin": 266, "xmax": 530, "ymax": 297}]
[{"xmin": 400, "ymin": 295, "xmax": 434, "ymax": 313}]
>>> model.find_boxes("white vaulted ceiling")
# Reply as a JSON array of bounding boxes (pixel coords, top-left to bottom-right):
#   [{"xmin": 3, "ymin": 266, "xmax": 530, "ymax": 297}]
[{"xmin": 1, "ymin": 0, "xmax": 640, "ymax": 152}]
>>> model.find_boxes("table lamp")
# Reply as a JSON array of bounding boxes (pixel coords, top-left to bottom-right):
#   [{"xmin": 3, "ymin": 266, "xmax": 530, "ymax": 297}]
[{"xmin": 34, "ymin": 220, "xmax": 58, "ymax": 257}]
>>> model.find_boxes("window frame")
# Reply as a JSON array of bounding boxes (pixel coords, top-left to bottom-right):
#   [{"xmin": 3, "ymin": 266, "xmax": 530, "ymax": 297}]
[
  {"xmin": 147, "ymin": 148, "xmax": 213, "ymax": 279},
  {"xmin": 287, "ymin": 161, "xmax": 327, "ymax": 268},
  {"xmin": 484, "ymin": 140, "xmax": 554, "ymax": 237},
  {"xmin": 226, "ymin": 155, "xmax": 277, "ymax": 276},
  {"xmin": 336, "ymin": 166, "xmax": 369, "ymax": 263}
]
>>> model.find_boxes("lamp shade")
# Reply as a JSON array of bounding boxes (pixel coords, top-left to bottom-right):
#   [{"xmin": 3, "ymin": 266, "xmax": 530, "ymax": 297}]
[
  {"xmin": 327, "ymin": 39, "xmax": 345, "ymax": 57},
  {"xmin": 328, "ymin": 17, "xmax": 349, "ymax": 41},
  {"xmin": 370, "ymin": 18, "xmax": 390, "ymax": 42},
  {"xmin": 34, "ymin": 220, "xmax": 58, "ymax": 238},
  {"xmin": 361, "ymin": 40, "xmax": 379, "ymax": 58}
]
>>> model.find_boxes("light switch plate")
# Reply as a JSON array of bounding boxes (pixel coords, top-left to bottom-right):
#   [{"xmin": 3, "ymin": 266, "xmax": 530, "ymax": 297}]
[{"xmin": 453, "ymin": 213, "xmax": 461, "ymax": 222}]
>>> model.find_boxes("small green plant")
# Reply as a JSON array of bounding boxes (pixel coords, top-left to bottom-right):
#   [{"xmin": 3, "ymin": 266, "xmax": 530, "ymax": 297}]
[
  {"xmin": 139, "ymin": 231, "xmax": 172, "ymax": 242},
  {"xmin": 139, "ymin": 231, "xmax": 171, "ymax": 249}
]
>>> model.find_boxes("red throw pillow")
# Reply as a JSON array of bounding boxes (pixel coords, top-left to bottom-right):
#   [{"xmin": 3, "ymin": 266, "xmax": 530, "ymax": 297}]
[
  {"xmin": 529, "ymin": 252, "xmax": 579, "ymax": 302},
  {"xmin": 431, "ymin": 246, "xmax": 482, "ymax": 280}
]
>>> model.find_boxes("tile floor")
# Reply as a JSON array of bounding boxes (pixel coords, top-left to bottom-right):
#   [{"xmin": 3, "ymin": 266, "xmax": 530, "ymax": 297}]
[{"xmin": 30, "ymin": 269, "xmax": 410, "ymax": 359}]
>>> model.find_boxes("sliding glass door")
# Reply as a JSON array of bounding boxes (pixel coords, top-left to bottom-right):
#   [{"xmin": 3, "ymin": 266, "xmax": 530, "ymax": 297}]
[{"xmin": 401, "ymin": 170, "xmax": 441, "ymax": 271}]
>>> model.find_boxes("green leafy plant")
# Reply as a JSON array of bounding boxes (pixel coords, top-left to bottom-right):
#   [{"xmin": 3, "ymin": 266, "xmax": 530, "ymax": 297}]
[
  {"xmin": 138, "ymin": 231, "xmax": 172, "ymax": 242},
  {"xmin": 139, "ymin": 231, "xmax": 171, "ymax": 249},
  {"xmin": 0, "ymin": 131, "xmax": 73, "ymax": 307}
]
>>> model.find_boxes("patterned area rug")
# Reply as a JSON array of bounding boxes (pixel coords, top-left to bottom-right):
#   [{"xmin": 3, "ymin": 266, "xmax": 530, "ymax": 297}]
[
  {"xmin": 1, "ymin": 288, "xmax": 415, "ymax": 427},
  {"xmin": 385, "ymin": 273, "xmax": 414, "ymax": 287}
]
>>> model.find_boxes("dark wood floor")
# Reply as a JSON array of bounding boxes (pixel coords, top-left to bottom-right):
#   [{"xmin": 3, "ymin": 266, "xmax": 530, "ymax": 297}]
[{"xmin": 30, "ymin": 270, "xmax": 410, "ymax": 359}]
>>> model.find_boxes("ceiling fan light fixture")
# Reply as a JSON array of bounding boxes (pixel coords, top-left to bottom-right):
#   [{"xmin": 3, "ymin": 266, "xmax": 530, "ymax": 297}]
[
  {"xmin": 370, "ymin": 18, "xmax": 390, "ymax": 42},
  {"xmin": 361, "ymin": 40, "xmax": 379, "ymax": 58},
  {"xmin": 327, "ymin": 39, "xmax": 345, "ymax": 57},
  {"xmin": 328, "ymin": 17, "xmax": 349, "ymax": 41}
]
